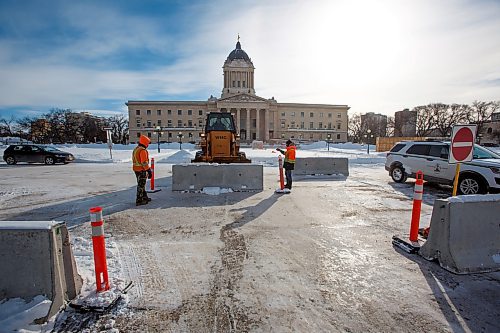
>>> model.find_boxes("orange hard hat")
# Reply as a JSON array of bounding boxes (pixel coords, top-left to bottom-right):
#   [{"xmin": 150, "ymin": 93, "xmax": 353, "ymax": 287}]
[{"xmin": 139, "ymin": 135, "xmax": 151, "ymax": 147}]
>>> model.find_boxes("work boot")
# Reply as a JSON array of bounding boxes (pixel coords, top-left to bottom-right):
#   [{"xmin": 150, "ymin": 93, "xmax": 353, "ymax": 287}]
[{"xmin": 136, "ymin": 199, "xmax": 149, "ymax": 206}]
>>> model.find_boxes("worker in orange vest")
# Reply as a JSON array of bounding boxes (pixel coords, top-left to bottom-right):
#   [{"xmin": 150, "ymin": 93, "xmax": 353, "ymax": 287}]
[
  {"xmin": 132, "ymin": 135, "xmax": 153, "ymax": 206},
  {"xmin": 277, "ymin": 139, "xmax": 296, "ymax": 189}
]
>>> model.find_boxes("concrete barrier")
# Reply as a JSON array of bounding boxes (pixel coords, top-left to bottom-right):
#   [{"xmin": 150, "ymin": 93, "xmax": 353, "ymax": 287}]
[
  {"xmin": 294, "ymin": 157, "xmax": 349, "ymax": 176},
  {"xmin": 172, "ymin": 164, "xmax": 263, "ymax": 191},
  {"xmin": 0, "ymin": 221, "xmax": 82, "ymax": 322},
  {"xmin": 419, "ymin": 194, "xmax": 500, "ymax": 274}
]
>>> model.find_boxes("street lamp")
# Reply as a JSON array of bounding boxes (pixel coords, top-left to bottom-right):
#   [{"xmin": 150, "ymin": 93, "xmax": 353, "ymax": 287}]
[
  {"xmin": 177, "ymin": 132, "xmax": 184, "ymax": 150},
  {"xmin": 364, "ymin": 129, "xmax": 374, "ymax": 154},
  {"xmin": 326, "ymin": 133, "xmax": 332, "ymax": 151},
  {"xmin": 154, "ymin": 126, "xmax": 163, "ymax": 153}
]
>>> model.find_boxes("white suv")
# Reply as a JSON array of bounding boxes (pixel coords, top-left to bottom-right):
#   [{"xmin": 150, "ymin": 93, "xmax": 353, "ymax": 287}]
[{"xmin": 385, "ymin": 141, "xmax": 500, "ymax": 195}]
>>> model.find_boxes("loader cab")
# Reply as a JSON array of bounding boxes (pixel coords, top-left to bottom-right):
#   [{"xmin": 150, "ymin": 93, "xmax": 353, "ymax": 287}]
[{"xmin": 206, "ymin": 113, "xmax": 235, "ymax": 132}]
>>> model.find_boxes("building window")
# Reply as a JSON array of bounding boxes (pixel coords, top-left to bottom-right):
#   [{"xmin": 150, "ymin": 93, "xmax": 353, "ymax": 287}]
[
  {"xmin": 281, "ymin": 123, "xmax": 285, "ymax": 128},
  {"xmin": 199, "ymin": 120, "xmax": 203, "ymax": 126},
  {"xmin": 328, "ymin": 123, "xmax": 332, "ymax": 129},
  {"xmin": 168, "ymin": 110, "xmax": 172, "ymax": 115},
  {"xmin": 238, "ymin": 81, "xmax": 241, "ymax": 87},
  {"xmin": 147, "ymin": 120, "xmax": 152, "ymax": 127},
  {"xmin": 147, "ymin": 132, "xmax": 151, "ymax": 138},
  {"xmin": 320, "ymin": 113, "xmax": 324, "ymax": 118},
  {"xmin": 232, "ymin": 81, "xmax": 236, "ymax": 87},
  {"xmin": 188, "ymin": 120, "xmax": 192, "ymax": 127},
  {"xmin": 301, "ymin": 112, "xmax": 304, "ymax": 118},
  {"xmin": 177, "ymin": 120, "xmax": 182, "ymax": 127},
  {"xmin": 188, "ymin": 109, "xmax": 192, "ymax": 115},
  {"xmin": 337, "ymin": 123, "xmax": 341, "ymax": 130},
  {"xmin": 167, "ymin": 120, "xmax": 172, "ymax": 127},
  {"xmin": 337, "ymin": 113, "xmax": 341, "ymax": 118},
  {"xmin": 137, "ymin": 132, "xmax": 141, "ymax": 138},
  {"xmin": 291, "ymin": 112, "xmax": 295, "ymax": 117},
  {"xmin": 168, "ymin": 132, "xmax": 172, "ymax": 138},
  {"xmin": 487, "ymin": 127, "xmax": 493, "ymax": 133},
  {"xmin": 309, "ymin": 122, "xmax": 314, "ymax": 129},
  {"xmin": 300, "ymin": 122, "xmax": 305, "ymax": 129},
  {"xmin": 136, "ymin": 110, "xmax": 140, "ymax": 115},
  {"xmin": 178, "ymin": 110, "xmax": 182, "ymax": 115},
  {"xmin": 291, "ymin": 121, "xmax": 296, "ymax": 127},
  {"xmin": 199, "ymin": 110, "xmax": 203, "ymax": 116},
  {"xmin": 252, "ymin": 119, "xmax": 256, "ymax": 128},
  {"xmin": 281, "ymin": 112, "xmax": 285, "ymax": 117},
  {"xmin": 157, "ymin": 110, "xmax": 161, "ymax": 116},
  {"xmin": 328, "ymin": 113, "xmax": 332, "ymax": 118},
  {"xmin": 136, "ymin": 120, "xmax": 141, "ymax": 127},
  {"xmin": 242, "ymin": 81, "xmax": 246, "ymax": 88},
  {"xmin": 318, "ymin": 122, "xmax": 322, "ymax": 129},
  {"xmin": 337, "ymin": 134, "xmax": 341, "ymax": 139},
  {"xmin": 147, "ymin": 110, "xmax": 151, "ymax": 115},
  {"xmin": 310, "ymin": 133, "xmax": 314, "ymax": 139},
  {"xmin": 157, "ymin": 120, "xmax": 162, "ymax": 126},
  {"xmin": 310, "ymin": 112, "xmax": 314, "ymax": 118}
]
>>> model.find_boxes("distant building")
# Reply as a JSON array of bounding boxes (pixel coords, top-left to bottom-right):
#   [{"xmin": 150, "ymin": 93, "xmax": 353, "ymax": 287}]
[
  {"xmin": 479, "ymin": 112, "xmax": 500, "ymax": 144},
  {"xmin": 361, "ymin": 112, "xmax": 387, "ymax": 138},
  {"xmin": 126, "ymin": 39, "xmax": 350, "ymax": 144},
  {"xmin": 394, "ymin": 109, "xmax": 417, "ymax": 137}
]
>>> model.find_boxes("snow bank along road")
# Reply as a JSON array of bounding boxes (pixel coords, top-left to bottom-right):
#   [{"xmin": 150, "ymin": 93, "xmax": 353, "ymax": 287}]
[{"xmin": 1, "ymin": 161, "xmax": 499, "ymax": 332}]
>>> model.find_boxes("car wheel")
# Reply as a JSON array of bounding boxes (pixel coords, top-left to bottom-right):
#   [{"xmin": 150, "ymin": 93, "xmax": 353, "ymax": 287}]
[
  {"xmin": 390, "ymin": 165, "xmax": 407, "ymax": 183},
  {"xmin": 457, "ymin": 175, "xmax": 486, "ymax": 195},
  {"xmin": 5, "ymin": 156, "xmax": 16, "ymax": 165},
  {"xmin": 45, "ymin": 156, "xmax": 55, "ymax": 165}
]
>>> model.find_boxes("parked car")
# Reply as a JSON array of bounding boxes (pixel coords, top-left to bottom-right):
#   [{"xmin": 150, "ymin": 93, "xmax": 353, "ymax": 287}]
[
  {"xmin": 3, "ymin": 144, "xmax": 75, "ymax": 165},
  {"xmin": 481, "ymin": 142, "xmax": 500, "ymax": 148},
  {"xmin": 385, "ymin": 141, "xmax": 500, "ymax": 195}
]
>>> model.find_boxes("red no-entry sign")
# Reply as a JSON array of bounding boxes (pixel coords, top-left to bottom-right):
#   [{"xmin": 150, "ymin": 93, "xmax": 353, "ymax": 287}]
[{"xmin": 449, "ymin": 125, "xmax": 477, "ymax": 163}]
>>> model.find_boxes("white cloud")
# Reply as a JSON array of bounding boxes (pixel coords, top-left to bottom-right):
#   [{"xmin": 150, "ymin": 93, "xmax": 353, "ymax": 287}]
[{"xmin": 0, "ymin": 0, "xmax": 499, "ymax": 117}]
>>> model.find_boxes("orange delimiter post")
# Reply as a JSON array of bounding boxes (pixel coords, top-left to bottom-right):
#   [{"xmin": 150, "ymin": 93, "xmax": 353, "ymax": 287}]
[
  {"xmin": 89, "ymin": 206, "xmax": 110, "ymax": 292},
  {"xmin": 278, "ymin": 155, "xmax": 285, "ymax": 190},
  {"xmin": 409, "ymin": 171, "xmax": 424, "ymax": 242}
]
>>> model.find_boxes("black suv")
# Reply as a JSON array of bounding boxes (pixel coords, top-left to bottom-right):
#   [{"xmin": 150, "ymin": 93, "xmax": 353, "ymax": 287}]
[{"xmin": 3, "ymin": 144, "xmax": 75, "ymax": 165}]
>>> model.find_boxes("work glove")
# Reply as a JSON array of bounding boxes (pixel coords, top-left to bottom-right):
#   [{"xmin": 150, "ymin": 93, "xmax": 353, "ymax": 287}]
[{"xmin": 147, "ymin": 169, "xmax": 153, "ymax": 179}]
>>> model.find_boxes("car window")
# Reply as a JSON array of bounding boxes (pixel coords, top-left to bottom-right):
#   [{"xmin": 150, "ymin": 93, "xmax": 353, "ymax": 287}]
[
  {"xmin": 43, "ymin": 146, "xmax": 59, "ymax": 152},
  {"xmin": 390, "ymin": 143, "xmax": 405, "ymax": 152},
  {"xmin": 428, "ymin": 145, "xmax": 449, "ymax": 159},
  {"xmin": 13, "ymin": 146, "xmax": 23, "ymax": 151},
  {"xmin": 31, "ymin": 146, "xmax": 41, "ymax": 152},
  {"xmin": 406, "ymin": 144, "xmax": 430, "ymax": 156},
  {"xmin": 473, "ymin": 145, "xmax": 500, "ymax": 159}
]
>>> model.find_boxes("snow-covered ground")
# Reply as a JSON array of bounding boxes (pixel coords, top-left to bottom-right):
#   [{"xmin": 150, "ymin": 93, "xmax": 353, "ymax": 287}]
[{"xmin": 0, "ymin": 142, "xmax": 498, "ymax": 332}]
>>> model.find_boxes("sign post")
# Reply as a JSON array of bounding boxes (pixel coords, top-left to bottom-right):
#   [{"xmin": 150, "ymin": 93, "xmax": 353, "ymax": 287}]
[
  {"xmin": 103, "ymin": 127, "xmax": 113, "ymax": 160},
  {"xmin": 449, "ymin": 125, "xmax": 476, "ymax": 196}
]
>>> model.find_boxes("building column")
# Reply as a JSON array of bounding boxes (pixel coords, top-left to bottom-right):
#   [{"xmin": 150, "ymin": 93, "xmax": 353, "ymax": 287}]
[
  {"xmin": 246, "ymin": 109, "xmax": 251, "ymax": 141},
  {"xmin": 256, "ymin": 109, "xmax": 260, "ymax": 140},
  {"xmin": 264, "ymin": 109, "xmax": 269, "ymax": 141},
  {"xmin": 237, "ymin": 108, "xmax": 241, "ymax": 134}
]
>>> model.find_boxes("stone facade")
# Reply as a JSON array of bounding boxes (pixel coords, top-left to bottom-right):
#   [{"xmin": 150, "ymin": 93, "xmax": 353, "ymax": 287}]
[{"xmin": 127, "ymin": 40, "xmax": 349, "ymax": 144}]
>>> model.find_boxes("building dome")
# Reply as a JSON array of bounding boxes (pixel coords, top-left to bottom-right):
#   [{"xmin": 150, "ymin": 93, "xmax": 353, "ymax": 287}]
[{"xmin": 226, "ymin": 41, "xmax": 251, "ymax": 62}]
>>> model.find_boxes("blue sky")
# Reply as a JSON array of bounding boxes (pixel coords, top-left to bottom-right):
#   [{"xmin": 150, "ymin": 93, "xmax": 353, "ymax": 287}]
[{"xmin": 0, "ymin": 0, "xmax": 499, "ymax": 119}]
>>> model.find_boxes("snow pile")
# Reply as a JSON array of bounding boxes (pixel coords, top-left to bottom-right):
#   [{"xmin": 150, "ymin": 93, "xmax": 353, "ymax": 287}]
[
  {"xmin": 202, "ymin": 187, "xmax": 234, "ymax": 195},
  {"xmin": 156, "ymin": 149, "xmax": 194, "ymax": 164},
  {"xmin": 0, "ymin": 296, "xmax": 55, "ymax": 333}
]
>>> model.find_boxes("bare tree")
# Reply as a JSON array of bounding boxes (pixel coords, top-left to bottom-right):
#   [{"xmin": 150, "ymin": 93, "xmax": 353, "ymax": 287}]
[
  {"xmin": 108, "ymin": 114, "xmax": 129, "ymax": 144},
  {"xmin": 434, "ymin": 103, "xmax": 469, "ymax": 137},
  {"xmin": 467, "ymin": 100, "xmax": 500, "ymax": 135},
  {"xmin": 414, "ymin": 105, "xmax": 435, "ymax": 137},
  {"xmin": 0, "ymin": 116, "xmax": 16, "ymax": 136},
  {"xmin": 348, "ymin": 113, "xmax": 363, "ymax": 143},
  {"xmin": 386, "ymin": 116, "xmax": 395, "ymax": 137}
]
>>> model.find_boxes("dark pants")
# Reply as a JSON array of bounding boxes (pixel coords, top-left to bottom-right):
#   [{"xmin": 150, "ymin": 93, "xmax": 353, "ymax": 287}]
[
  {"xmin": 135, "ymin": 170, "xmax": 149, "ymax": 203},
  {"xmin": 285, "ymin": 168, "xmax": 293, "ymax": 189}
]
